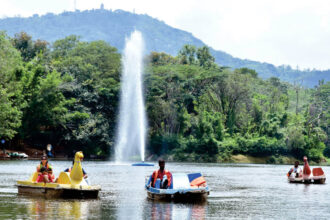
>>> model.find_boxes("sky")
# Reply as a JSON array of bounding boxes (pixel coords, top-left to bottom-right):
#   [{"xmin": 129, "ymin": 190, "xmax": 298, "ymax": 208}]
[{"xmin": 1, "ymin": 0, "xmax": 330, "ymax": 70}]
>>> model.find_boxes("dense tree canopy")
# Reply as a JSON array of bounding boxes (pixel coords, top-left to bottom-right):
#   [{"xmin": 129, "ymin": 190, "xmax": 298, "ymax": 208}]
[{"xmin": 0, "ymin": 32, "xmax": 328, "ymax": 163}]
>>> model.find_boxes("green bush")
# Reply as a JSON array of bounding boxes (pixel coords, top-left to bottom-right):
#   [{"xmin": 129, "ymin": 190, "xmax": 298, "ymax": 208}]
[{"xmin": 234, "ymin": 136, "xmax": 287, "ymax": 157}]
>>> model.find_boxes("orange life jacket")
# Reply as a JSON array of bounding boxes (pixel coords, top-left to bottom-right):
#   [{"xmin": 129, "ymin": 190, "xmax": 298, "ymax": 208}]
[{"xmin": 152, "ymin": 169, "xmax": 171, "ymax": 187}]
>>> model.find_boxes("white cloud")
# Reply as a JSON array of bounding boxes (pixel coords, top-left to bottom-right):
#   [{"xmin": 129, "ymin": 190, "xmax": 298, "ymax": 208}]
[{"xmin": 0, "ymin": 0, "xmax": 29, "ymax": 17}]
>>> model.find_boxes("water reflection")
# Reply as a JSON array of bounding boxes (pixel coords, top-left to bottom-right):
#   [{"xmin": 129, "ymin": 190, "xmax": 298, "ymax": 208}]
[
  {"xmin": 303, "ymin": 184, "xmax": 310, "ymax": 193},
  {"xmin": 27, "ymin": 199, "xmax": 47, "ymax": 220},
  {"xmin": 26, "ymin": 198, "xmax": 100, "ymax": 220},
  {"xmin": 145, "ymin": 201, "xmax": 206, "ymax": 220}
]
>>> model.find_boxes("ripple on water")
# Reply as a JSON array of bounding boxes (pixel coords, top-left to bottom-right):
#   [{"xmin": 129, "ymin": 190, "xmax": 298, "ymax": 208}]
[{"xmin": 1, "ymin": 161, "xmax": 330, "ymax": 219}]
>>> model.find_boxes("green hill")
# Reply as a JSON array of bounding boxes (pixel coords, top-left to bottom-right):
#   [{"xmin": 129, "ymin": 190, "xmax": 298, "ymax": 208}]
[{"xmin": 0, "ymin": 8, "xmax": 329, "ymax": 87}]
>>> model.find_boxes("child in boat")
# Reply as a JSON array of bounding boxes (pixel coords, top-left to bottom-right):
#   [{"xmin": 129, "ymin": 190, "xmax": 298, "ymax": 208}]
[
  {"xmin": 36, "ymin": 167, "xmax": 50, "ymax": 183},
  {"xmin": 47, "ymin": 168, "xmax": 55, "ymax": 182},
  {"xmin": 150, "ymin": 159, "xmax": 172, "ymax": 189},
  {"xmin": 287, "ymin": 161, "xmax": 302, "ymax": 178}
]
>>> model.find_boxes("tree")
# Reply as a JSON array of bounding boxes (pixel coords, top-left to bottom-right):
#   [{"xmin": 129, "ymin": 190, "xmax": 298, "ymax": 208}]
[
  {"xmin": 293, "ymin": 80, "xmax": 303, "ymax": 115},
  {"xmin": 11, "ymin": 32, "xmax": 34, "ymax": 61},
  {"xmin": 52, "ymin": 35, "xmax": 80, "ymax": 59},
  {"xmin": 196, "ymin": 46, "xmax": 215, "ymax": 68},
  {"xmin": 0, "ymin": 32, "xmax": 24, "ymax": 140},
  {"xmin": 33, "ymin": 39, "xmax": 49, "ymax": 56},
  {"xmin": 234, "ymin": 68, "xmax": 258, "ymax": 78},
  {"xmin": 178, "ymin": 45, "xmax": 197, "ymax": 65},
  {"xmin": 50, "ymin": 38, "xmax": 121, "ymax": 156},
  {"xmin": 11, "ymin": 32, "xmax": 50, "ymax": 62},
  {"xmin": 147, "ymin": 52, "xmax": 176, "ymax": 65},
  {"xmin": 213, "ymin": 70, "xmax": 251, "ymax": 134},
  {"xmin": 307, "ymin": 81, "xmax": 330, "ymax": 157},
  {"xmin": 21, "ymin": 69, "xmax": 69, "ymax": 140},
  {"xmin": 0, "ymin": 86, "xmax": 22, "ymax": 139}
]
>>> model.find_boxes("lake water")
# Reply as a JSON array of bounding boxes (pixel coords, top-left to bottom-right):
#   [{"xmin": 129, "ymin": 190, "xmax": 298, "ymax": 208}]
[{"xmin": 0, "ymin": 160, "xmax": 330, "ymax": 219}]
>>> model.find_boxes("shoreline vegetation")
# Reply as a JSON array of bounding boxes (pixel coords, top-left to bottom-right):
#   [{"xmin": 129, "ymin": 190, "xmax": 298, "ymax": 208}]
[
  {"xmin": 2, "ymin": 153, "xmax": 329, "ymax": 166},
  {"xmin": 157, "ymin": 154, "xmax": 329, "ymax": 165},
  {"xmin": 0, "ymin": 32, "xmax": 329, "ymax": 164}
]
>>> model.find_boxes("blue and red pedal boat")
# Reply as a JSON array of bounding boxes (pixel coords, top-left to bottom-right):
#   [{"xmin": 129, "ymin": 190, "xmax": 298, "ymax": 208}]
[{"xmin": 145, "ymin": 173, "xmax": 209, "ymax": 202}]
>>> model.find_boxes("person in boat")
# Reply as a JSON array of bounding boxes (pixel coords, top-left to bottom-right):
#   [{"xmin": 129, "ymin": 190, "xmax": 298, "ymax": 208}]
[
  {"xmin": 287, "ymin": 161, "xmax": 302, "ymax": 178},
  {"xmin": 36, "ymin": 155, "xmax": 52, "ymax": 173},
  {"xmin": 48, "ymin": 167, "xmax": 55, "ymax": 182},
  {"xmin": 36, "ymin": 167, "xmax": 50, "ymax": 183},
  {"xmin": 64, "ymin": 160, "xmax": 88, "ymax": 179},
  {"xmin": 150, "ymin": 159, "xmax": 172, "ymax": 189}
]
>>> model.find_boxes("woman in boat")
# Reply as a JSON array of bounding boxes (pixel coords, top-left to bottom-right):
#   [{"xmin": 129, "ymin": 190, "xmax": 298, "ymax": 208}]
[
  {"xmin": 287, "ymin": 161, "xmax": 302, "ymax": 178},
  {"xmin": 36, "ymin": 155, "xmax": 52, "ymax": 173},
  {"xmin": 150, "ymin": 159, "xmax": 172, "ymax": 189}
]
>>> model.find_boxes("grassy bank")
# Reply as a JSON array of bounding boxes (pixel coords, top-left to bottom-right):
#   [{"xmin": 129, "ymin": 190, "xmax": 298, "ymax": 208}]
[
  {"xmin": 163, "ymin": 152, "xmax": 329, "ymax": 165},
  {"xmin": 229, "ymin": 154, "xmax": 297, "ymax": 164}
]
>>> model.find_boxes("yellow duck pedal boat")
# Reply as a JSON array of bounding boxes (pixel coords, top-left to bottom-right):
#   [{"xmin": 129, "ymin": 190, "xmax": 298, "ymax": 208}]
[{"xmin": 16, "ymin": 152, "xmax": 101, "ymax": 199}]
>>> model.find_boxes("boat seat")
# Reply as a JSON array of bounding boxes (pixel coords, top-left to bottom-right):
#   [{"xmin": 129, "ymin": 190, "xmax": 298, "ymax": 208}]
[
  {"xmin": 188, "ymin": 173, "xmax": 202, "ymax": 182},
  {"xmin": 29, "ymin": 172, "xmax": 39, "ymax": 182},
  {"xmin": 188, "ymin": 173, "xmax": 206, "ymax": 187},
  {"xmin": 313, "ymin": 168, "xmax": 324, "ymax": 176},
  {"xmin": 172, "ymin": 173, "xmax": 190, "ymax": 189}
]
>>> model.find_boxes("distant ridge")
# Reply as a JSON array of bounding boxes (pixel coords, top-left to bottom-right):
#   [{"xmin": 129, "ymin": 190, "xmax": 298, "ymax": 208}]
[{"xmin": 0, "ymin": 8, "xmax": 329, "ymax": 87}]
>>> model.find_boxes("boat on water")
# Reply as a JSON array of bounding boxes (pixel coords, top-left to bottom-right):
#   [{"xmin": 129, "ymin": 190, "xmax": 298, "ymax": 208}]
[
  {"xmin": 288, "ymin": 167, "xmax": 326, "ymax": 184},
  {"xmin": 16, "ymin": 151, "xmax": 101, "ymax": 199},
  {"xmin": 145, "ymin": 173, "xmax": 209, "ymax": 202},
  {"xmin": 132, "ymin": 161, "xmax": 154, "ymax": 166}
]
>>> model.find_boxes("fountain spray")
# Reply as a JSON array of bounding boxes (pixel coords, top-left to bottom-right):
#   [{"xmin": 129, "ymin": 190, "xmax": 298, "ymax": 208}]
[{"xmin": 115, "ymin": 30, "xmax": 147, "ymax": 163}]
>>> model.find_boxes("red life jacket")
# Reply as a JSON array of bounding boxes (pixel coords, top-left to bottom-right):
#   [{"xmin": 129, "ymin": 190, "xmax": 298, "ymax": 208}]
[{"xmin": 152, "ymin": 169, "xmax": 172, "ymax": 187}]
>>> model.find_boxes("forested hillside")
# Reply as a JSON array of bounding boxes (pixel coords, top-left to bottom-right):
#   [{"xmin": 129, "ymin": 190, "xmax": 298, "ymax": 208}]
[
  {"xmin": 0, "ymin": 9, "xmax": 329, "ymax": 87},
  {"xmin": 0, "ymin": 32, "xmax": 328, "ymax": 162}
]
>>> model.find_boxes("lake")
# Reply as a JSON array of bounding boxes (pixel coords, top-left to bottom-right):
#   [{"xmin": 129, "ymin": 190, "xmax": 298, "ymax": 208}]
[{"xmin": 0, "ymin": 160, "xmax": 330, "ymax": 219}]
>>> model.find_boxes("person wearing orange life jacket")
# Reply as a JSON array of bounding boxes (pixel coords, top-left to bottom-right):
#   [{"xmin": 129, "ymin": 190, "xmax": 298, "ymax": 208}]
[
  {"xmin": 36, "ymin": 155, "xmax": 52, "ymax": 173},
  {"xmin": 150, "ymin": 159, "xmax": 172, "ymax": 189}
]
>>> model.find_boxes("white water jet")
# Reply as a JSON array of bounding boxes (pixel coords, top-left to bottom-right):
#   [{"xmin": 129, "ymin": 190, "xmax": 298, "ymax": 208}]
[{"xmin": 115, "ymin": 30, "xmax": 147, "ymax": 162}]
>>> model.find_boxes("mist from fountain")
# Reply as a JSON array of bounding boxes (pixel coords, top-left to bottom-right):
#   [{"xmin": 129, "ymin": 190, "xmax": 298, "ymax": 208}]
[{"xmin": 115, "ymin": 30, "xmax": 147, "ymax": 163}]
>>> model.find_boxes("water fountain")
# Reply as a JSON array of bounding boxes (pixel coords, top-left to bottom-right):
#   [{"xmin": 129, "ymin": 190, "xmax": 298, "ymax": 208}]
[{"xmin": 115, "ymin": 30, "xmax": 153, "ymax": 166}]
